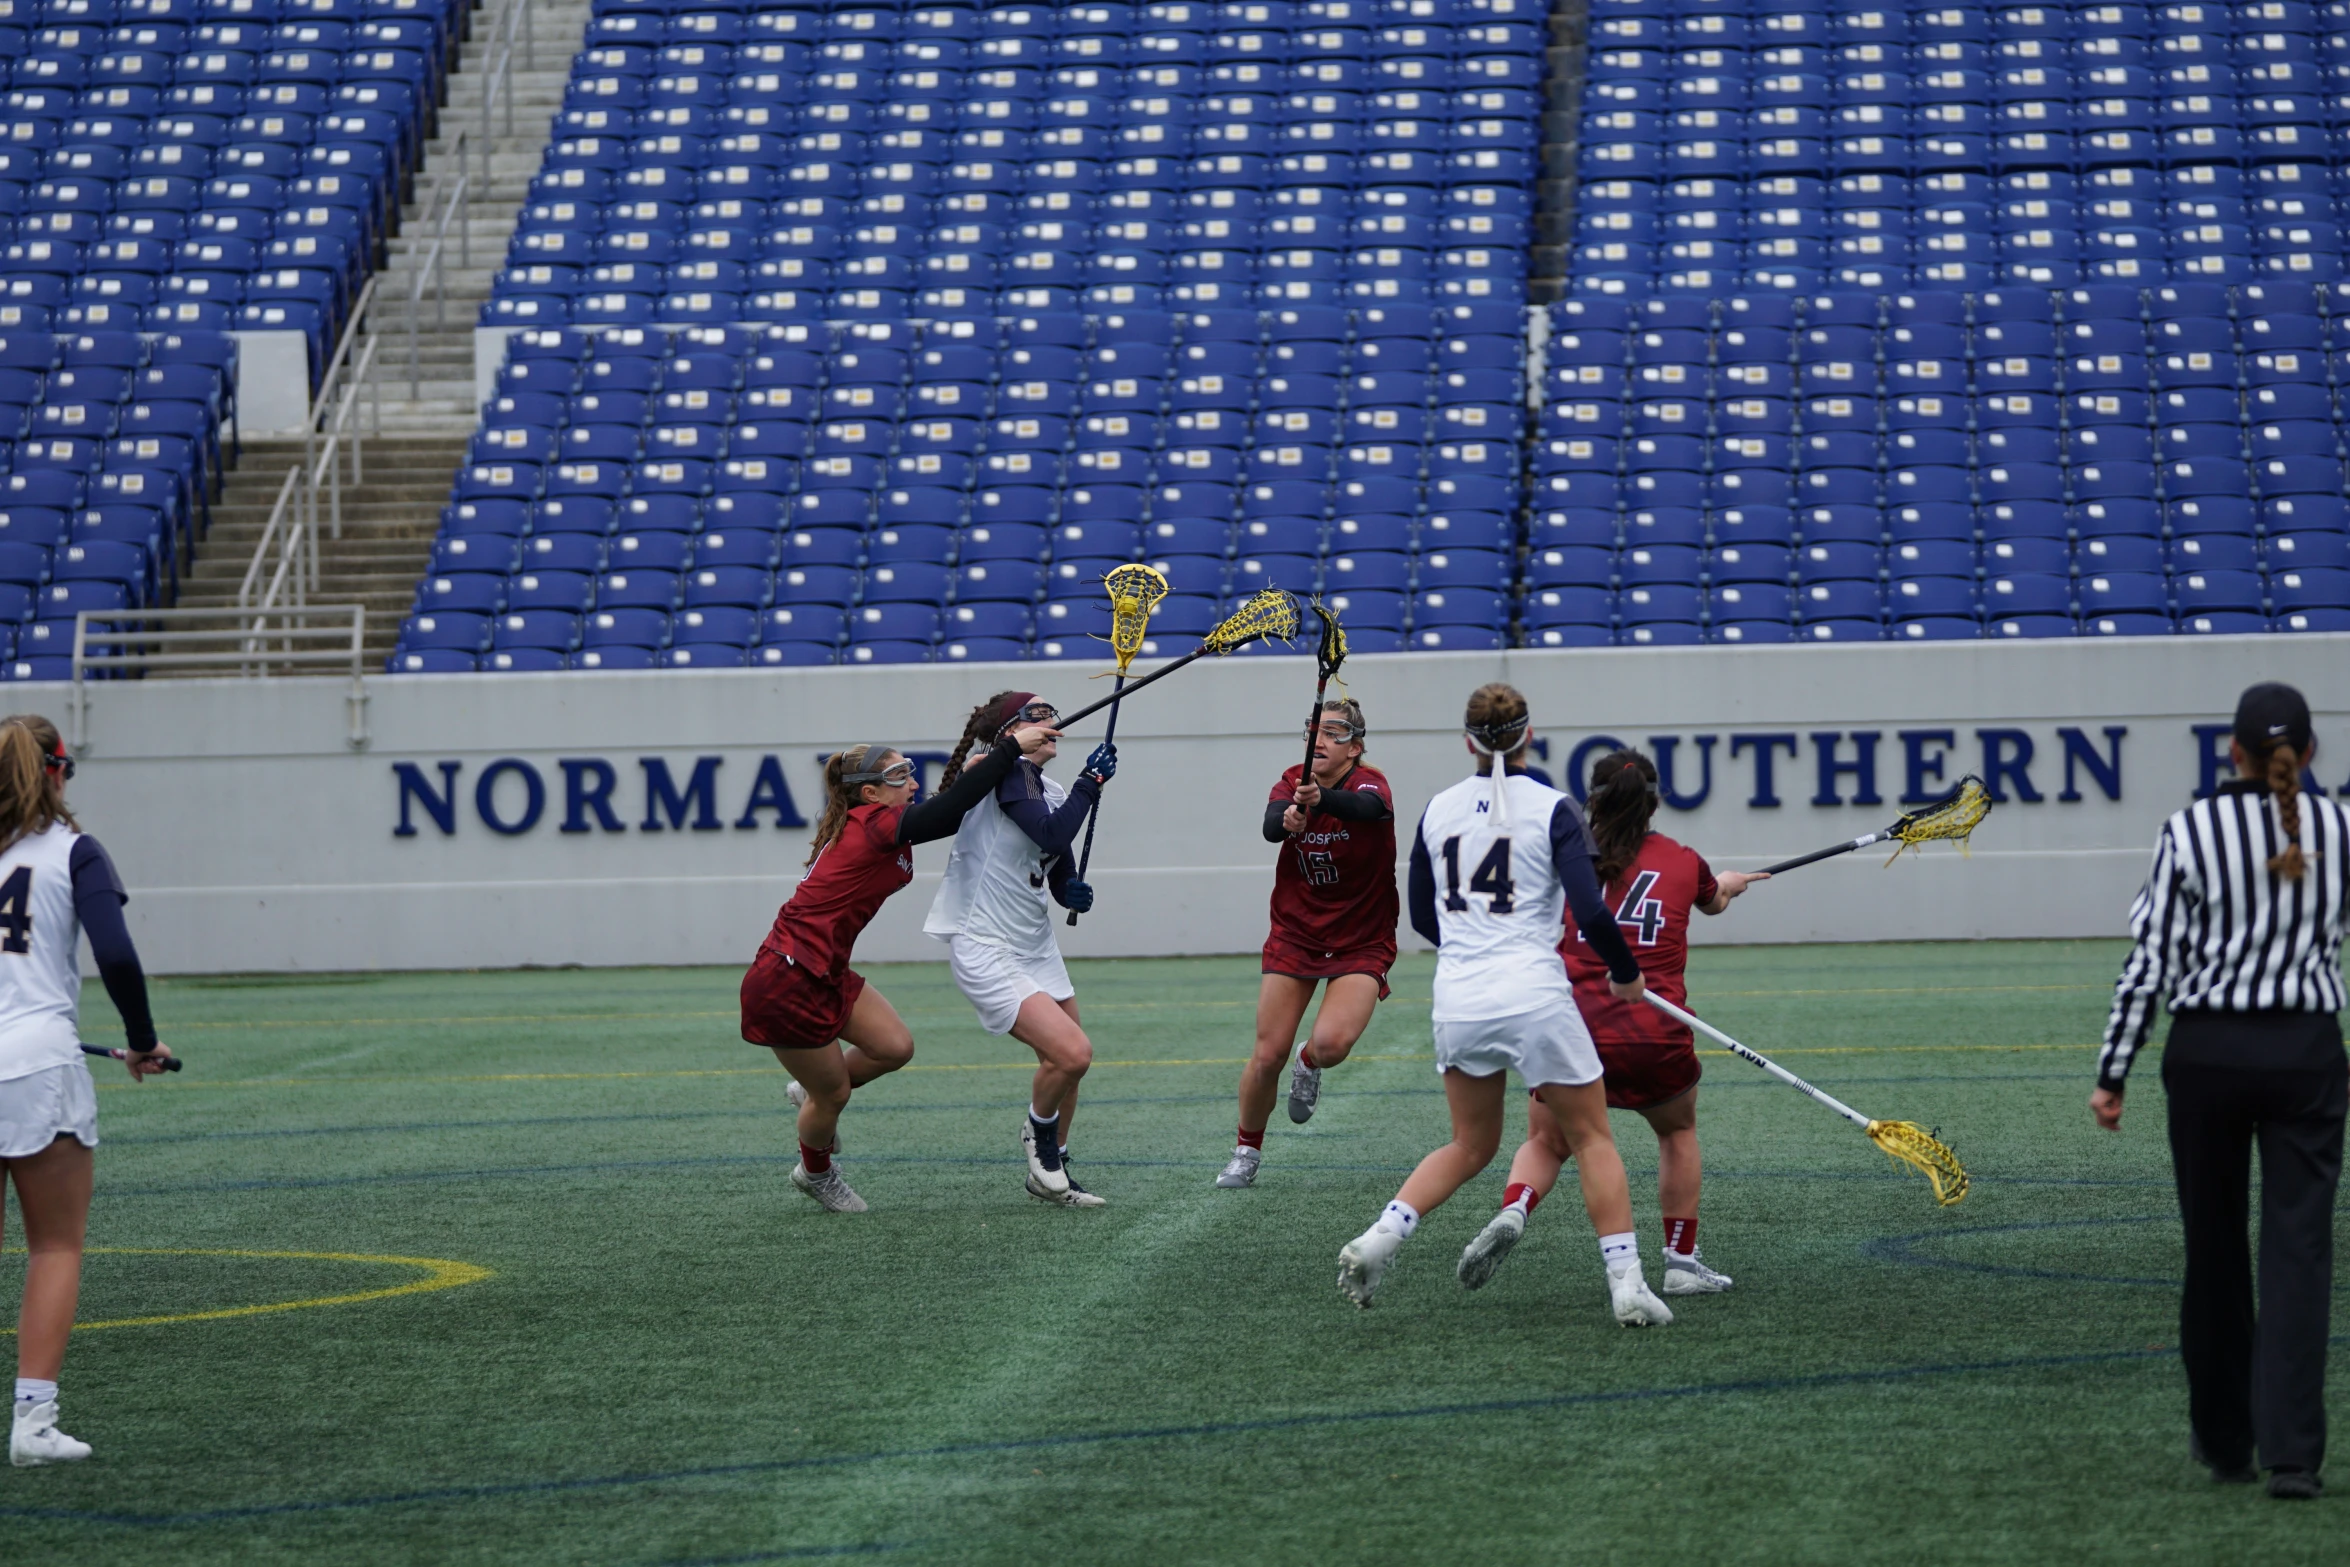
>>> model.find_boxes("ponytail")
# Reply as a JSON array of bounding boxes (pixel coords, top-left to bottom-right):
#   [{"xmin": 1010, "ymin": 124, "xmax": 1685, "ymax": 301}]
[
  {"xmin": 2266, "ymin": 742, "xmax": 2307, "ymax": 881},
  {"xmin": 806, "ymin": 744, "xmax": 890, "ymax": 868},
  {"xmin": 938, "ymin": 689, "xmax": 1025, "ymax": 792},
  {"xmin": 1587, "ymin": 748, "xmax": 1660, "ymax": 885},
  {"xmin": 0, "ymin": 714, "xmax": 74, "ymax": 854}
]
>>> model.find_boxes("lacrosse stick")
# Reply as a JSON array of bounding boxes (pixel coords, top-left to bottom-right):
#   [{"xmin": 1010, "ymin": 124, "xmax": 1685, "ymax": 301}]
[
  {"xmin": 81, "ymin": 1044, "xmax": 181, "ymax": 1072},
  {"xmin": 1643, "ymin": 993, "xmax": 1967, "ymax": 1205},
  {"xmin": 1758, "ymin": 774, "xmax": 1995, "ymax": 875},
  {"xmin": 1066, "ymin": 563, "xmax": 1169, "ymax": 927},
  {"xmin": 1056, "ymin": 588, "xmax": 1303, "ymax": 730},
  {"xmin": 1289, "ymin": 598, "xmax": 1348, "ymax": 815}
]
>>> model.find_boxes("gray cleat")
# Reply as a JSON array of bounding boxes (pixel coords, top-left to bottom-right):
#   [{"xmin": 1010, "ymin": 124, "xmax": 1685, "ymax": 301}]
[
  {"xmin": 790, "ymin": 1161, "xmax": 867, "ymax": 1213},
  {"xmin": 1457, "ymin": 1208, "xmax": 1525, "ymax": 1290},
  {"xmin": 1215, "ymin": 1147, "xmax": 1262, "ymax": 1188},
  {"xmin": 1286, "ymin": 1052, "xmax": 1323, "ymax": 1123}
]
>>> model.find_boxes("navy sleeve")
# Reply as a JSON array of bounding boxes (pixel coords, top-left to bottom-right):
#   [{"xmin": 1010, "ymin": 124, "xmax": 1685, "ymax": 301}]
[
  {"xmin": 1262, "ymin": 799, "xmax": 1292, "ymax": 842},
  {"xmin": 999, "ymin": 767, "xmax": 1101, "ymax": 858},
  {"xmin": 898, "ymin": 737, "xmax": 1020, "ymax": 845},
  {"xmin": 71, "ymin": 836, "xmax": 158, "ymax": 1052},
  {"xmin": 1550, "ymin": 799, "xmax": 1641, "ymax": 983},
  {"xmin": 1407, "ymin": 817, "xmax": 1441, "ymax": 946}
]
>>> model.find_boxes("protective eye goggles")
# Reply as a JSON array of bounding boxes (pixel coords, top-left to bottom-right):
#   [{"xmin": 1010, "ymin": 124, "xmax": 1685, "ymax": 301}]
[
  {"xmin": 1315, "ymin": 720, "xmax": 1363, "ymax": 743},
  {"xmin": 840, "ymin": 756, "xmax": 915, "ymax": 788},
  {"xmin": 1003, "ymin": 701, "xmax": 1059, "ymax": 730},
  {"xmin": 42, "ymin": 742, "xmax": 72, "ymax": 782}
]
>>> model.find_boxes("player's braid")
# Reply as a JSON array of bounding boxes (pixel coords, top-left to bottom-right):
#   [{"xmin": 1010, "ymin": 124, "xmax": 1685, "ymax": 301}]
[
  {"xmin": 2266, "ymin": 741, "xmax": 2307, "ymax": 881},
  {"xmin": 1588, "ymin": 749, "xmax": 1660, "ymax": 885},
  {"xmin": 938, "ymin": 691, "xmax": 1020, "ymax": 790}
]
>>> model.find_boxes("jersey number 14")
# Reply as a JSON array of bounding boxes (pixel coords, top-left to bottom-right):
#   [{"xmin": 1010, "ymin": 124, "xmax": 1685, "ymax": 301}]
[{"xmin": 1440, "ymin": 836, "xmax": 1515, "ymax": 914}]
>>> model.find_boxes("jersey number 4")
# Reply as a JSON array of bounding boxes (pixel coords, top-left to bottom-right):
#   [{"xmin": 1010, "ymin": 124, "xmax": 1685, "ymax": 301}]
[
  {"xmin": 1614, "ymin": 869, "xmax": 1665, "ymax": 945},
  {"xmin": 1440, "ymin": 836, "xmax": 1515, "ymax": 914},
  {"xmin": 0, "ymin": 866, "xmax": 31, "ymax": 954}
]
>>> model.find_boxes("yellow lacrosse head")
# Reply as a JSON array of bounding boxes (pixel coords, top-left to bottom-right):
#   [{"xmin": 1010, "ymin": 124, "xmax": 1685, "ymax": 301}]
[
  {"xmin": 1202, "ymin": 588, "xmax": 1302, "ymax": 653},
  {"xmin": 1102, "ymin": 563, "xmax": 1169, "ymax": 674},
  {"xmin": 1310, "ymin": 597, "xmax": 1347, "ymax": 678},
  {"xmin": 1866, "ymin": 1120, "xmax": 1969, "ymax": 1206},
  {"xmin": 1885, "ymin": 775, "xmax": 1994, "ymax": 864}
]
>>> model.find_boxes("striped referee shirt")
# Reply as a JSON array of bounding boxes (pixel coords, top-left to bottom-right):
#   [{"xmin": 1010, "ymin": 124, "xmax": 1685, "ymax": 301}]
[{"xmin": 2098, "ymin": 780, "xmax": 2350, "ymax": 1089}]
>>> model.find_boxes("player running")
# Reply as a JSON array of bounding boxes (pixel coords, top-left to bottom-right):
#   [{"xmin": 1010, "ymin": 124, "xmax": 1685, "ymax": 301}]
[
  {"xmin": 1217, "ymin": 697, "xmax": 1397, "ymax": 1188},
  {"xmin": 1458, "ymin": 748, "xmax": 1766, "ymax": 1296},
  {"xmin": 742, "ymin": 718, "xmax": 1060, "ymax": 1214},
  {"xmin": 0, "ymin": 715, "xmax": 174, "ymax": 1466},
  {"xmin": 925, "ymin": 691, "xmax": 1118, "ymax": 1208},
  {"xmin": 1336, "ymin": 685, "xmax": 1672, "ymax": 1326}
]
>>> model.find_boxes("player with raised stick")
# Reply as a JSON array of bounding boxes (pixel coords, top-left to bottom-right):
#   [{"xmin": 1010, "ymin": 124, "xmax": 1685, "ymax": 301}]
[
  {"xmin": 1216, "ymin": 697, "xmax": 1397, "ymax": 1188},
  {"xmin": 1336, "ymin": 685, "xmax": 1672, "ymax": 1326},
  {"xmin": 0, "ymin": 715, "xmax": 175, "ymax": 1466},
  {"xmin": 1457, "ymin": 748, "xmax": 1766, "ymax": 1296},
  {"xmin": 742, "ymin": 717, "xmax": 1060, "ymax": 1214},
  {"xmin": 925, "ymin": 691, "xmax": 1119, "ymax": 1208}
]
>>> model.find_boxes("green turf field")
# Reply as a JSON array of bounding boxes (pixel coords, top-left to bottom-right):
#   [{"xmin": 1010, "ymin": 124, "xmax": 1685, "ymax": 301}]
[{"xmin": 2, "ymin": 941, "xmax": 2343, "ymax": 1565}]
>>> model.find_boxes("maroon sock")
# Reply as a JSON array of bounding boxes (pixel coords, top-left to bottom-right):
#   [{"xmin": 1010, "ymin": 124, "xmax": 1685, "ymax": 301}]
[
  {"xmin": 1503, "ymin": 1182, "xmax": 1542, "ymax": 1213},
  {"xmin": 1295, "ymin": 1043, "xmax": 1318, "ymax": 1070},
  {"xmin": 1237, "ymin": 1125, "xmax": 1265, "ymax": 1151},
  {"xmin": 800, "ymin": 1141, "xmax": 833, "ymax": 1175},
  {"xmin": 1664, "ymin": 1216, "xmax": 1697, "ymax": 1255}
]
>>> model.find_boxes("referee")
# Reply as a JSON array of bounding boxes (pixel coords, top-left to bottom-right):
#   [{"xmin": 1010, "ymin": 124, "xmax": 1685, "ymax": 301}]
[{"xmin": 2092, "ymin": 681, "xmax": 2347, "ymax": 1501}]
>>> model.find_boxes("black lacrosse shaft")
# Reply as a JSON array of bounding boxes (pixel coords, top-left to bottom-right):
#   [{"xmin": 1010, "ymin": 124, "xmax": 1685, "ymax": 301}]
[
  {"xmin": 1756, "ymin": 840, "xmax": 1869, "ymax": 876},
  {"xmin": 1056, "ymin": 643, "xmax": 1213, "ymax": 730},
  {"xmin": 1064, "ymin": 670, "xmax": 1127, "ymax": 927},
  {"xmin": 81, "ymin": 1044, "xmax": 181, "ymax": 1071},
  {"xmin": 1292, "ymin": 666, "xmax": 1333, "ymax": 821}
]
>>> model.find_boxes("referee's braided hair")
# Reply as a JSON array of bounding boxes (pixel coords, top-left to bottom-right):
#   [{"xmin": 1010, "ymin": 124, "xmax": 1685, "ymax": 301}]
[
  {"xmin": 1587, "ymin": 749, "xmax": 1661, "ymax": 885},
  {"xmin": 0, "ymin": 714, "xmax": 76, "ymax": 854},
  {"xmin": 2265, "ymin": 743, "xmax": 2308, "ymax": 881},
  {"xmin": 2234, "ymin": 681, "xmax": 2311, "ymax": 881},
  {"xmin": 806, "ymin": 743, "xmax": 895, "ymax": 868},
  {"xmin": 938, "ymin": 690, "xmax": 1027, "ymax": 792}
]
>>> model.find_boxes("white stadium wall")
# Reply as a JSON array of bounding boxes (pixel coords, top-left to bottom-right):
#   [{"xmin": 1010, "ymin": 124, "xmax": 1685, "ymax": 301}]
[{"xmin": 33, "ymin": 634, "xmax": 2350, "ymax": 973}]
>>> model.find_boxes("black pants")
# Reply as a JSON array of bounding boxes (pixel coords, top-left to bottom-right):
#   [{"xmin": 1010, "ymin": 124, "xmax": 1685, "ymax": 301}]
[{"xmin": 2162, "ymin": 1016, "xmax": 2347, "ymax": 1473}]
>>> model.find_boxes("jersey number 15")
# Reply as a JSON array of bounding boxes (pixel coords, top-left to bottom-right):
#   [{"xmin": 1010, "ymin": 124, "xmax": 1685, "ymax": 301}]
[{"xmin": 1440, "ymin": 836, "xmax": 1515, "ymax": 914}]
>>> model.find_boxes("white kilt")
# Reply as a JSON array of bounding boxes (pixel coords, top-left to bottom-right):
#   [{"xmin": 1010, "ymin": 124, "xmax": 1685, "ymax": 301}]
[
  {"xmin": 1432, "ymin": 1003, "xmax": 1603, "ymax": 1089},
  {"xmin": 0, "ymin": 1059, "xmax": 98, "ymax": 1158},
  {"xmin": 947, "ymin": 934, "xmax": 1075, "ymax": 1035}
]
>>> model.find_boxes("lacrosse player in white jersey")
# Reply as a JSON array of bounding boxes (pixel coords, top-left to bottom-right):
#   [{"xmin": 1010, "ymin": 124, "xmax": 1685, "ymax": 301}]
[
  {"xmin": 0, "ymin": 716, "xmax": 174, "ymax": 1466},
  {"xmin": 1336, "ymin": 683, "xmax": 1672, "ymax": 1326},
  {"xmin": 925, "ymin": 690, "xmax": 1118, "ymax": 1207}
]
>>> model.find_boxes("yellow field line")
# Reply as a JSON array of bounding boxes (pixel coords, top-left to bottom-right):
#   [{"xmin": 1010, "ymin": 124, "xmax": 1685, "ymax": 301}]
[{"xmin": 0, "ymin": 1248, "xmax": 492, "ymax": 1332}]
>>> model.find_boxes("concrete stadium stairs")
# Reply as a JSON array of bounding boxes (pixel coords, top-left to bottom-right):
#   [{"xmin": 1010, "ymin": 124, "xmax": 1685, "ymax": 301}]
[{"xmin": 170, "ymin": 436, "xmax": 471, "ymax": 670}]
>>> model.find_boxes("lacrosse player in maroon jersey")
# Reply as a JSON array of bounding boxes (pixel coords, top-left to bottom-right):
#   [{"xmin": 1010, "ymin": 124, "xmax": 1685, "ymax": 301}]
[
  {"xmin": 740, "ymin": 720, "xmax": 1059, "ymax": 1213},
  {"xmin": 1457, "ymin": 748, "xmax": 1765, "ymax": 1293},
  {"xmin": 1216, "ymin": 698, "xmax": 1399, "ymax": 1188}
]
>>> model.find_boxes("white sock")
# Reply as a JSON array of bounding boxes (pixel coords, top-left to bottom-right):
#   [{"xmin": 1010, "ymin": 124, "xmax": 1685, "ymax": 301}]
[
  {"xmin": 1028, "ymin": 1106, "xmax": 1059, "ymax": 1127},
  {"xmin": 15, "ymin": 1378, "xmax": 56, "ymax": 1407},
  {"xmin": 1376, "ymin": 1199, "xmax": 1420, "ymax": 1240},
  {"xmin": 1600, "ymin": 1231, "xmax": 1639, "ymax": 1272}
]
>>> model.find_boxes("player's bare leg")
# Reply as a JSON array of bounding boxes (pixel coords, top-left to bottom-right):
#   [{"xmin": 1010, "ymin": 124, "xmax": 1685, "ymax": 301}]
[
  {"xmin": 770, "ymin": 988, "xmax": 908, "ymax": 1214},
  {"xmin": 1013, "ymin": 993, "xmax": 1100, "ymax": 1205},
  {"xmin": 1536, "ymin": 1079, "xmax": 1669, "ymax": 1324},
  {"xmin": 1288, "ymin": 973, "xmax": 1379, "ymax": 1123},
  {"xmin": 7, "ymin": 1137, "xmax": 93, "ymax": 1464},
  {"xmin": 1339, "ymin": 1069, "xmax": 1505, "ymax": 1305},
  {"xmin": 1641, "ymin": 1089, "xmax": 1728, "ymax": 1292},
  {"xmin": 1461, "ymin": 1100, "xmax": 1568, "ymax": 1289}
]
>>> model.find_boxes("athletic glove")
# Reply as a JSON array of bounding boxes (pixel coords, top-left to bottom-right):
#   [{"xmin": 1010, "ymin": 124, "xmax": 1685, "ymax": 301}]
[
  {"xmin": 1082, "ymin": 741, "xmax": 1117, "ymax": 785},
  {"xmin": 1058, "ymin": 878, "xmax": 1095, "ymax": 913}
]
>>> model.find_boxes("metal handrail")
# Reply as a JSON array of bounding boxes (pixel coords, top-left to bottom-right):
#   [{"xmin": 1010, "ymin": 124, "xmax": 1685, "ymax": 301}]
[
  {"xmin": 69, "ymin": 607, "xmax": 370, "ymax": 750},
  {"xmin": 407, "ymin": 170, "xmax": 466, "ymax": 397},
  {"xmin": 236, "ymin": 467, "xmax": 304, "ymax": 611}
]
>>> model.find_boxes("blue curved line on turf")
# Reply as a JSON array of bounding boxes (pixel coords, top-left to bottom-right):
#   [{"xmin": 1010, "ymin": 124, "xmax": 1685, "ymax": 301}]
[
  {"xmin": 0, "ymin": 1343, "xmax": 2191, "ymax": 1529},
  {"xmin": 1863, "ymin": 1216, "xmax": 2182, "ymax": 1288},
  {"xmin": 656, "ymin": 1544, "xmax": 918, "ymax": 1565}
]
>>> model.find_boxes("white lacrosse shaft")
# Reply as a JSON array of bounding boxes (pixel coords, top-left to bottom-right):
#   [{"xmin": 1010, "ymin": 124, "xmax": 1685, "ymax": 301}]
[{"xmin": 1641, "ymin": 992, "xmax": 1873, "ymax": 1130}]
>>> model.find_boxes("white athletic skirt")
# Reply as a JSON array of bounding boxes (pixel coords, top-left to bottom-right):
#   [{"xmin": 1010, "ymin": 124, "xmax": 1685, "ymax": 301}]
[
  {"xmin": 1432, "ymin": 1004, "xmax": 1602, "ymax": 1089},
  {"xmin": 0, "ymin": 1059, "xmax": 98, "ymax": 1158},
  {"xmin": 948, "ymin": 934, "xmax": 1075, "ymax": 1036}
]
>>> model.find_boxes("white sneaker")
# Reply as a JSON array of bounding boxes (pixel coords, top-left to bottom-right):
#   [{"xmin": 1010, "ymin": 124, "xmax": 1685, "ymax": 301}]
[
  {"xmin": 1456, "ymin": 1207, "xmax": 1525, "ymax": 1290},
  {"xmin": 1337, "ymin": 1228, "xmax": 1399, "ymax": 1308},
  {"xmin": 784, "ymin": 1080, "xmax": 840, "ymax": 1153},
  {"xmin": 10, "ymin": 1400, "xmax": 90, "ymax": 1467},
  {"xmin": 1608, "ymin": 1263, "xmax": 1674, "ymax": 1327},
  {"xmin": 1215, "ymin": 1146, "xmax": 1261, "ymax": 1188},
  {"xmin": 1021, "ymin": 1119, "xmax": 1069, "ymax": 1197},
  {"xmin": 789, "ymin": 1161, "xmax": 867, "ymax": 1213},
  {"xmin": 1286, "ymin": 1053, "xmax": 1323, "ymax": 1123},
  {"xmin": 1662, "ymin": 1248, "xmax": 1733, "ymax": 1294},
  {"xmin": 1032, "ymin": 1165, "xmax": 1108, "ymax": 1208}
]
